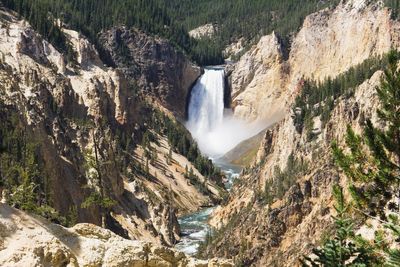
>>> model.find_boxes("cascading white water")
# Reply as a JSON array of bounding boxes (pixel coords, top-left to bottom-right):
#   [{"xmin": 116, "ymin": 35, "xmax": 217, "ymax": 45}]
[
  {"xmin": 187, "ymin": 68, "xmax": 225, "ymax": 137},
  {"xmin": 179, "ymin": 67, "xmax": 261, "ymax": 255},
  {"xmin": 187, "ymin": 67, "xmax": 266, "ymax": 157}
]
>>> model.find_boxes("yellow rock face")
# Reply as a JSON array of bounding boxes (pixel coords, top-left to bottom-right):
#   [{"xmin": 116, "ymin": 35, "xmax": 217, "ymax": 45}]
[{"xmin": 230, "ymin": 0, "xmax": 397, "ymax": 123}]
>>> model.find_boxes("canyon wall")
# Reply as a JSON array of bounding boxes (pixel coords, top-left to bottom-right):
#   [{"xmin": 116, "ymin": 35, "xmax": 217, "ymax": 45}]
[
  {"xmin": 208, "ymin": 70, "xmax": 382, "ymax": 266},
  {"xmin": 230, "ymin": 0, "xmax": 398, "ymax": 122},
  {"xmin": 99, "ymin": 27, "xmax": 201, "ymax": 118},
  {"xmin": 0, "ymin": 7, "xmax": 222, "ymax": 249},
  {"xmin": 209, "ymin": 0, "xmax": 399, "ymax": 266}
]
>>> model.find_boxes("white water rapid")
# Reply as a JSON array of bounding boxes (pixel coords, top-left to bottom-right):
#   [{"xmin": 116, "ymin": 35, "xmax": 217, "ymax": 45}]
[
  {"xmin": 175, "ymin": 163, "xmax": 241, "ymax": 255},
  {"xmin": 186, "ymin": 67, "xmax": 265, "ymax": 158}
]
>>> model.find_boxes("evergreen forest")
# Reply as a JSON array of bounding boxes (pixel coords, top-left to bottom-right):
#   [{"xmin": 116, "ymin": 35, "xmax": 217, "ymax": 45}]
[{"xmin": 0, "ymin": 0, "xmax": 342, "ymax": 66}]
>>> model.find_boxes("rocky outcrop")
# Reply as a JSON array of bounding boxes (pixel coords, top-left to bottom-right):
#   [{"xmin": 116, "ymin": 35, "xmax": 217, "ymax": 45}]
[
  {"xmin": 289, "ymin": 0, "xmax": 392, "ymax": 82},
  {"xmin": 230, "ymin": 32, "xmax": 286, "ymax": 122},
  {"xmin": 230, "ymin": 0, "xmax": 397, "ymax": 122},
  {"xmin": 189, "ymin": 24, "xmax": 217, "ymax": 39},
  {"xmin": 224, "ymin": 38, "xmax": 245, "ymax": 61},
  {"xmin": 0, "ymin": 204, "xmax": 233, "ymax": 267},
  {"xmin": 99, "ymin": 27, "xmax": 201, "ymax": 118}
]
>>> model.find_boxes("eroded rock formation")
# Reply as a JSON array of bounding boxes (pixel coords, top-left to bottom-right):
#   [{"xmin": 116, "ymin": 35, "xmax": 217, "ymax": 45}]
[
  {"xmin": 0, "ymin": 7, "xmax": 222, "ymax": 249},
  {"xmin": 99, "ymin": 27, "xmax": 201, "ymax": 118},
  {"xmin": 229, "ymin": 0, "xmax": 398, "ymax": 122},
  {"xmin": 0, "ymin": 204, "xmax": 233, "ymax": 267}
]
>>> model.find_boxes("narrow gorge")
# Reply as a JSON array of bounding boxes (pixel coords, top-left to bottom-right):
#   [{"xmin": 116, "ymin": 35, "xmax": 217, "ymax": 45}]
[{"xmin": 177, "ymin": 67, "xmax": 244, "ymax": 255}]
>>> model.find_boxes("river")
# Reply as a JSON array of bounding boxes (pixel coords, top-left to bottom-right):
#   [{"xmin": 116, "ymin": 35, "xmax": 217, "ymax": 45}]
[
  {"xmin": 175, "ymin": 161, "xmax": 241, "ymax": 255},
  {"xmin": 176, "ymin": 66, "xmax": 248, "ymax": 255}
]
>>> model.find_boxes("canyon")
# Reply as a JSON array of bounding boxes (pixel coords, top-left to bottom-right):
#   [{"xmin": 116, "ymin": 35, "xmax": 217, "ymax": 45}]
[
  {"xmin": 1, "ymin": 0, "xmax": 400, "ymax": 266},
  {"xmin": 0, "ymin": 6, "xmax": 229, "ymax": 266}
]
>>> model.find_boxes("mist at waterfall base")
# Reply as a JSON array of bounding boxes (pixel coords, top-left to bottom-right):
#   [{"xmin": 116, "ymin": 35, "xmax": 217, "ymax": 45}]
[
  {"xmin": 187, "ymin": 68, "xmax": 265, "ymax": 158},
  {"xmin": 176, "ymin": 68, "xmax": 249, "ymax": 255}
]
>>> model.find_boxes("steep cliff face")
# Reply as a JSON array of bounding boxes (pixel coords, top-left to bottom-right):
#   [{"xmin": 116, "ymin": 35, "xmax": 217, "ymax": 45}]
[
  {"xmin": 0, "ymin": 7, "xmax": 223, "ymax": 249},
  {"xmin": 0, "ymin": 204, "xmax": 233, "ymax": 267},
  {"xmin": 99, "ymin": 27, "xmax": 201, "ymax": 118},
  {"xmin": 207, "ymin": 0, "xmax": 398, "ymax": 265},
  {"xmin": 230, "ymin": 33, "xmax": 286, "ymax": 122},
  {"xmin": 208, "ymin": 68, "xmax": 383, "ymax": 267},
  {"xmin": 230, "ymin": 0, "xmax": 398, "ymax": 122}
]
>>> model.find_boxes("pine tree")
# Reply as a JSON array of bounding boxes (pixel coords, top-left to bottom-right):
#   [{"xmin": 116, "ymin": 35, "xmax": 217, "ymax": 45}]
[
  {"xmin": 331, "ymin": 50, "xmax": 400, "ymax": 218},
  {"xmin": 81, "ymin": 131, "xmax": 116, "ymax": 227},
  {"xmin": 385, "ymin": 214, "xmax": 400, "ymax": 266},
  {"xmin": 167, "ymin": 147, "xmax": 172, "ymax": 165},
  {"xmin": 301, "ymin": 186, "xmax": 382, "ymax": 267},
  {"xmin": 302, "ymin": 50, "xmax": 400, "ymax": 267}
]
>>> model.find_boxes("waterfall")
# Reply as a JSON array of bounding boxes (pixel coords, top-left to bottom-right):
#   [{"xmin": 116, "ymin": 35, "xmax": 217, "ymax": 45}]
[
  {"xmin": 187, "ymin": 67, "xmax": 265, "ymax": 157},
  {"xmin": 187, "ymin": 68, "xmax": 225, "ymax": 137}
]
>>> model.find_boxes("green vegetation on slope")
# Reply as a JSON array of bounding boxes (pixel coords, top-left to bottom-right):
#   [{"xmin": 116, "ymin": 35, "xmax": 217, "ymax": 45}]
[
  {"xmin": 1, "ymin": 0, "xmax": 77, "ymax": 62},
  {"xmin": 3, "ymin": 0, "xmax": 400, "ymax": 66},
  {"xmin": 0, "ymin": 0, "xmax": 224, "ymax": 65},
  {"xmin": 1, "ymin": 0, "xmax": 345, "ymax": 66},
  {"xmin": 262, "ymin": 153, "xmax": 308, "ymax": 205},
  {"xmin": 303, "ymin": 50, "xmax": 400, "ymax": 266},
  {"xmin": 221, "ymin": 129, "xmax": 266, "ymax": 167},
  {"xmin": 301, "ymin": 185, "xmax": 384, "ymax": 266},
  {"xmin": 386, "ymin": 0, "xmax": 400, "ymax": 19},
  {"xmin": 165, "ymin": 0, "xmax": 340, "ymax": 57},
  {"xmin": 146, "ymin": 106, "xmax": 224, "ymax": 187},
  {"xmin": 0, "ymin": 101, "xmax": 69, "ymax": 225},
  {"xmin": 293, "ymin": 54, "xmax": 391, "ymax": 137}
]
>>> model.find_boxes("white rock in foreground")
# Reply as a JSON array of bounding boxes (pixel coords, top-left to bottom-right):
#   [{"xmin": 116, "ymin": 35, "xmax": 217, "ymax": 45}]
[{"xmin": 0, "ymin": 204, "xmax": 232, "ymax": 267}]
